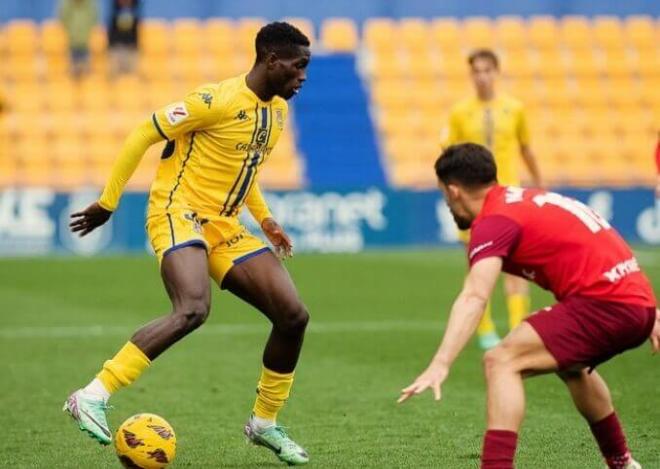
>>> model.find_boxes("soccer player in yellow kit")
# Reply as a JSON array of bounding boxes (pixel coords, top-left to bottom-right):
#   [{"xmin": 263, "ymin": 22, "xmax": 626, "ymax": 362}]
[
  {"xmin": 64, "ymin": 23, "xmax": 311, "ymax": 465},
  {"xmin": 445, "ymin": 49, "xmax": 541, "ymax": 350}
]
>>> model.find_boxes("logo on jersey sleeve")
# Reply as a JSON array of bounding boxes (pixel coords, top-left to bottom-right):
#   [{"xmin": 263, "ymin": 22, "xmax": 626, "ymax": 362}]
[
  {"xmin": 165, "ymin": 102, "xmax": 189, "ymax": 126},
  {"xmin": 469, "ymin": 241, "xmax": 493, "ymax": 260},
  {"xmin": 197, "ymin": 92, "xmax": 213, "ymax": 108},
  {"xmin": 275, "ymin": 109, "xmax": 284, "ymax": 129}
]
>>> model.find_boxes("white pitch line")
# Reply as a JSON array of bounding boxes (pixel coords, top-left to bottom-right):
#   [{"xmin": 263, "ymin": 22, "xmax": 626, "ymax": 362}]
[{"xmin": 0, "ymin": 320, "xmax": 443, "ymax": 340}]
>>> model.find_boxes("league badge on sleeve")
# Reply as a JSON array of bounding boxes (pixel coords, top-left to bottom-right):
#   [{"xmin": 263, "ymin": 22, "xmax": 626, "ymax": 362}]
[{"xmin": 165, "ymin": 102, "xmax": 189, "ymax": 126}]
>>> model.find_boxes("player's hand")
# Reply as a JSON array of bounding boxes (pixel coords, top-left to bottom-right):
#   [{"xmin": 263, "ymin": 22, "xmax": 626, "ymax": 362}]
[
  {"xmin": 261, "ymin": 217, "xmax": 293, "ymax": 259},
  {"xmin": 650, "ymin": 308, "xmax": 660, "ymax": 354},
  {"xmin": 397, "ymin": 362, "xmax": 449, "ymax": 404},
  {"xmin": 69, "ymin": 202, "xmax": 113, "ymax": 237}
]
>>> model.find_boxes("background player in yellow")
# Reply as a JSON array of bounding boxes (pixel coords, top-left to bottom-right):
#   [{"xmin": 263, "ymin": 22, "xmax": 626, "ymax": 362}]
[
  {"xmin": 445, "ymin": 49, "xmax": 542, "ymax": 350},
  {"xmin": 63, "ymin": 23, "xmax": 312, "ymax": 466}
]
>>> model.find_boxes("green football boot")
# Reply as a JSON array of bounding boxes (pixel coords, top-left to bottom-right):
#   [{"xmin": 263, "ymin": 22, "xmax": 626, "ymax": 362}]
[
  {"xmin": 63, "ymin": 389, "xmax": 112, "ymax": 445},
  {"xmin": 244, "ymin": 417, "xmax": 309, "ymax": 466}
]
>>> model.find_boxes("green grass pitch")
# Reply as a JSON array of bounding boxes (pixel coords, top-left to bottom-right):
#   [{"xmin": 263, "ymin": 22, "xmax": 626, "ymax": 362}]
[{"xmin": 0, "ymin": 249, "xmax": 658, "ymax": 468}]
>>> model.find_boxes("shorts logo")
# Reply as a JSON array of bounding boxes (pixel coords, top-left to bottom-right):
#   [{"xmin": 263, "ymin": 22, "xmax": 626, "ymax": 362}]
[
  {"xmin": 183, "ymin": 212, "xmax": 203, "ymax": 234},
  {"xmin": 522, "ymin": 269, "xmax": 536, "ymax": 280},
  {"xmin": 225, "ymin": 232, "xmax": 245, "ymax": 247},
  {"xmin": 165, "ymin": 102, "xmax": 189, "ymax": 126}
]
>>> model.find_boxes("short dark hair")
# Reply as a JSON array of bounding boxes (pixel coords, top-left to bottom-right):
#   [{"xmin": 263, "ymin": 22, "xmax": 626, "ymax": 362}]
[
  {"xmin": 255, "ymin": 22, "xmax": 310, "ymax": 62},
  {"xmin": 468, "ymin": 48, "xmax": 499, "ymax": 70},
  {"xmin": 435, "ymin": 143, "xmax": 497, "ymax": 188}
]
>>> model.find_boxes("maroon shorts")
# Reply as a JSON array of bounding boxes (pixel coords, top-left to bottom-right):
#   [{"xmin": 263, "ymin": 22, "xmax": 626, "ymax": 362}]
[{"xmin": 525, "ymin": 296, "xmax": 656, "ymax": 370}]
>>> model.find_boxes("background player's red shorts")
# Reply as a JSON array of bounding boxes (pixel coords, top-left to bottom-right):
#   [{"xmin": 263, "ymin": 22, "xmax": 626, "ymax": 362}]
[{"xmin": 526, "ymin": 296, "xmax": 656, "ymax": 370}]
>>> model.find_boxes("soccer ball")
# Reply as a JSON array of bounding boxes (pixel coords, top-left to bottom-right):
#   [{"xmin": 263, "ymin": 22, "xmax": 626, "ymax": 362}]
[{"xmin": 114, "ymin": 413, "xmax": 177, "ymax": 469}]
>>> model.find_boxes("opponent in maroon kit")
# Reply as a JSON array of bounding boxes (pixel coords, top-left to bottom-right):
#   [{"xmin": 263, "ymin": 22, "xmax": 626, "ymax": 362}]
[{"xmin": 398, "ymin": 143, "xmax": 660, "ymax": 469}]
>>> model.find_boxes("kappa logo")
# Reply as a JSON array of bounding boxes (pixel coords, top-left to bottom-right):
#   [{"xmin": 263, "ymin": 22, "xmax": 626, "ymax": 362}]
[
  {"xmin": 197, "ymin": 92, "xmax": 213, "ymax": 108},
  {"xmin": 235, "ymin": 110, "xmax": 249, "ymax": 121}
]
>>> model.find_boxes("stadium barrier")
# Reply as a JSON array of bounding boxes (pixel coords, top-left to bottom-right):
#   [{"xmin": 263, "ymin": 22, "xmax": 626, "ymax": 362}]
[{"xmin": 0, "ymin": 187, "xmax": 656, "ymax": 256}]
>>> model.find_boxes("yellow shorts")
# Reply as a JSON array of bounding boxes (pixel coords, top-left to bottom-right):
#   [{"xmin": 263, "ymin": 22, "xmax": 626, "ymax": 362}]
[{"xmin": 146, "ymin": 209, "xmax": 269, "ymax": 284}]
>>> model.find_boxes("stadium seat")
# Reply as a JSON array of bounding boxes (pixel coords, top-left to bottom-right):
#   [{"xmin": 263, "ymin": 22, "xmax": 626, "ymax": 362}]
[
  {"xmin": 282, "ymin": 17, "xmax": 315, "ymax": 44},
  {"xmin": 528, "ymin": 16, "xmax": 560, "ymax": 50},
  {"xmin": 560, "ymin": 16, "xmax": 593, "ymax": 50},
  {"xmin": 235, "ymin": 17, "xmax": 266, "ymax": 54},
  {"xmin": 624, "ymin": 15, "xmax": 656, "ymax": 50},
  {"xmin": 41, "ymin": 20, "xmax": 68, "ymax": 57},
  {"xmin": 139, "ymin": 20, "xmax": 170, "ymax": 56},
  {"xmin": 364, "ymin": 18, "xmax": 397, "ymax": 53},
  {"xmin": 89, "ymin": 25, "xmax": 108, "ymax": 55},
  {"xmin": 398, "ymin": 18, "xmax": 429, "ymax": 54},
  {"xmin": 320, "ymin": 18, "xmax": 358, "ymax": 52},
  {"xmin": 462, "ymin": 17, "xmax": 494, "ymax": 49},
  {"xmin": 593, "ymin": 16, "xmax": 624, "ymax": 50},
  {"xmin": 205, "ymin": 18, "xmax": 235, "ymax": 56},
  {"xmin": 429, "ymin": 18, "xmax": 461, "ymax": 52},
  {"xmin": 172, "ymin": 18, "xmax": 204, "ymax": 57},
  {"xmin": 6, "ymin": 20, "xmax": 39, "ymax": 56},
  {"xmin": 495, "ymin": 16, "xmax": 527, "ymax": 50}
]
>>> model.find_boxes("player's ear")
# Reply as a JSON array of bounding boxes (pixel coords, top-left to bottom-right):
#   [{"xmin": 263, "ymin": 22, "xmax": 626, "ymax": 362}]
[
  {"xmin": 447, "ymin": 183, "xmax": 461, "ymax": 200},
  {"xmin": 265, "ymin": 51, "xmax": 280, "ymax": 70}
]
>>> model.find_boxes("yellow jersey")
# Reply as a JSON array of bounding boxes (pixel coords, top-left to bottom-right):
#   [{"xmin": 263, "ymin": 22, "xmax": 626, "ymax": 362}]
[
  {"xmin": 149, "ymin": 74, "xmax": 288, "ymax": 221},
  {"xmin": 446, "ymin": 94, "xmax": 530, "ymax": 186}
]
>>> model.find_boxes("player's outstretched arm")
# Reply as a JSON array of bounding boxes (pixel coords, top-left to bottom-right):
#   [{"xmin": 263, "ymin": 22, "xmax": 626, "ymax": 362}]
[
  {"xmin": 69, "ymin": 119, "xmax": 163, "ymax": 236},
  {"xmin": 398, "ymin": 257, "xmax": 502, "ymax": 403}
]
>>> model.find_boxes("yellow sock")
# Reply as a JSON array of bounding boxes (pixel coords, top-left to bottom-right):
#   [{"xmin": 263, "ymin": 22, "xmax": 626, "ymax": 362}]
[
  {"xmin": 97, "ymin": 342, "xmax": 151, "ymax": 394},
  {"xmin": 507, "ymin": 293, "xmax": 530, "ymax": 330},
  {"xmin": 477, "ymin": 301, "xmax": 497, "ymax": 336},
  {"xmin": 253, "ymin": 366, "xmax": 294, "ymax": 421}
]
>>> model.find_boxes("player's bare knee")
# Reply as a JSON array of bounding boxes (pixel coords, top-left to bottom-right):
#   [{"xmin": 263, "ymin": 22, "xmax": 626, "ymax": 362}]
[
  {"xmin": 174, "ymin": 298, "xmax": 211, "ymax": 332},
  {"xmin": 276, "ymin": 301, "xmax": 309, "ymax": 336},
  {"xmin": 483, "ymin": 345, "xmax": 515, "ymax": 376}
]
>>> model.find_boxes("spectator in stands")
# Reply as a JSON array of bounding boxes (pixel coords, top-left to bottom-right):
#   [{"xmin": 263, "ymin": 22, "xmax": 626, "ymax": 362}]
[
  {"xmin": 58, "ymin": 0, "xmax": 97, "ymax": 78},
  {"xmin": 108, "ymin": 0, "xmax": 140, "ymax": 75}
]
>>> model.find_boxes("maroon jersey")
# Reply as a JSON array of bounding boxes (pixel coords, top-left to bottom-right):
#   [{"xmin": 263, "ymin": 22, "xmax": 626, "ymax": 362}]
[{"xmin": 468, "ymin": 185, "xmax": 656, "ymax": 307}]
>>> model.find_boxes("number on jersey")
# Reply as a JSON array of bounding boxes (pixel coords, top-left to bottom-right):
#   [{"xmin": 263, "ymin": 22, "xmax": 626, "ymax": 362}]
[{"xmin": 533, "ymin": 192, "xmax": 611, "ymax": 233}]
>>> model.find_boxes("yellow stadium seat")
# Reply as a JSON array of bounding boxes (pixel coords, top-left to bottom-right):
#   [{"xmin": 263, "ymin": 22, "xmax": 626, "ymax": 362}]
[
  {"xmin": 45, "ymin": 56, "xmax": 71, "ymax": 79},
  {"xmin": 235, "ymin": 17, "xmax": 266, "ymax": 53},
  {"xmin": 502, "ymin": 52, "xmax": 536, "ymax": 78},
  {"xmin": 6, "ymin": 20, "xmax": 39, "ymax": 56},
  {"xmin": 205, "ymin": 18, "xmax": 235, "ymax": 56},
  {"xmin": 438, "ymin": 51, "xmax": 468, "ymax": 79},
  {"xmin": 44, "ymin": 80, "xmax": 77, "ymax": 112},
  {"xmin": 364, "ymin": 18, "xmax": 397, "ymax": 53},
  {"xmin": 139, "ymin": 20, "xmax": 170, "ymax": 56},
  {"xmin": 112, "ymin": 76, "xmax": 147, "ymax": 112},
  {"xmin": 602, "ymin": 49, "xmax": 635, "ymax": 78},
  {"xmin": 624, "ymin": 15, "xmax": 656, "ymax": 50},
  {"xmin": 89, "ymin": 25, "xmax": 108, "ymax": 55},
  {"xmin": 5, "ymin": 56, "xmax": 39, "ymax": 82},
  {"xmin": 320, "ymin": 18, "xmax": 358, "ymax": 52},
  {"xmin": 574, "ymin": 79, "xmax": 609, "ymax": 108},
  {"xmin": 170, "ymin": 56, "xmax": 204, "ymax": 82},
  {"xmin": 636, "ymin": 50, "xmax": 660, "ymax": 78},
  {"xmin": 11, "ymin": 84, "xmax": 44, "ymax": 114},
  {"xmin": 78, "ymin": 79, "xmax": 111, "ymax": 112},
  {"xmin": 535, "ymin": 48, "xmax": 567, "ymax": 79},
  {"xmin": 607, "ymin": 77, "xmax": 642, "ymax": 108},
  {"xmin": 566, "ymin": 50, "xmax": 602, "ymax": 78},
  {"xmin": 593, "ymin": 16, "xmax": 624, "ymax": 49},
  {"xmin": 370, "ymin": 51, "xmax": 406, "ymax": 79},
  {"xmin": 462, "ymin": 17, "xmax": 494, "ymax": 49},
  {"xmin": 560, "ymin": 16, "xmax": 593, "ymax": 50},
  {"xmin": 495, "ymin": 16, "xmax": 526, "ymax": 50},
  {"xmin": 370, "ymin": 79, "xmax": 409, "ymax": 109},
  {"xmin": 138, "ymin": 54, "xmax": 169, "ymax": 80},
  {"xmin": 408, "ymin": 51, "xmax": 442, "ymax": 79},
  {"xmin": 528, "ymin": 16, "xmax": 559, "ymax": 50},
  {"xmin": 398, "ymin": 18, "xmax": 429, "ymax": 54},
  {"xmin": 640, "ymin": 80, "xmax": 660, "ymax": 109},
  {"xmin": 282, "ymin": 17, "xmax": 315, "ymax": 44},
  {"xmin": 41, "ymin": 19, "xmax": 68, "ymax": 56},
  {"xmin": 172, "ymin": 18, "xmax": 203, "ymax": 56},
  {"xmin": 429, "ymin": 18, "xmax": 461, "ymax": 52}
]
